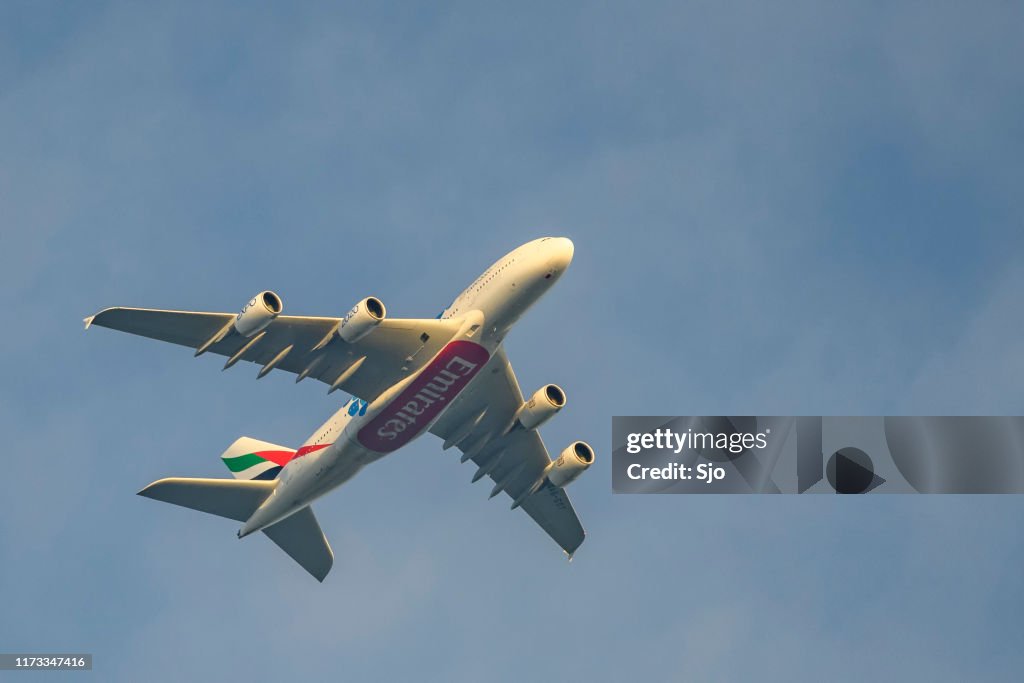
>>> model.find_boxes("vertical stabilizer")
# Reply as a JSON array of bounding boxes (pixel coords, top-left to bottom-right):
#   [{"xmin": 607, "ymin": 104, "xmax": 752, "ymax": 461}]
[{"xmin": 220, "ymin": 437, "xmax": 295, "ymax": 480}]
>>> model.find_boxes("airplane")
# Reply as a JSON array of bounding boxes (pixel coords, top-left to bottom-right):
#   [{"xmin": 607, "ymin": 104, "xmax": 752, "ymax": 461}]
[{"xmin": 84, "ymin": 237, "xmax": 595, "ymax": 581}]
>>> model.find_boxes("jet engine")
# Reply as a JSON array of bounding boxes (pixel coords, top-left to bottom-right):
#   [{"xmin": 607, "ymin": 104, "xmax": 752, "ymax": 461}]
[
  {"xmin": 547, "ymin": 441, "xmax": 595, "ymax": 488},
  {"xmin": 234, "ymin": 291, "xmax": 283, "ymax": 337},
  {"xmin": 338, "ymin": 297, "xmax": 386, "ymax": 343},
  {"xmin": 516, "ymin": 384, "xmax": 566, "ymax": 430}
]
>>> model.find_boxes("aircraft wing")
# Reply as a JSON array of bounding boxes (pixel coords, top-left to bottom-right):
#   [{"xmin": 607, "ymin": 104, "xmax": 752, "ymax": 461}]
[
  {"xmin": 84, "ymin": 307, "xmax": 463, "ymax": 404},
  {"xmin": 429, "ymin": 347, "xmax": 586, "ymax": 555}
]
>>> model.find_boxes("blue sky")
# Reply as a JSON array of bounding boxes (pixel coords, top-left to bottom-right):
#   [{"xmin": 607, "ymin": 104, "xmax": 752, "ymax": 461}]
[{"xmin": 2, "ymin": 1, "xmax": 1023, "ymax": 680}]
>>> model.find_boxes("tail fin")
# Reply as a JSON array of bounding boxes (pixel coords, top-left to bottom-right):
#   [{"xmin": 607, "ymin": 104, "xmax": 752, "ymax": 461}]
[
  {"xmin": 220, "ymin": 437, "xmax": 295, "ymax": 480},
  {"xmin": 139, "ymin": 477, "xmax": 334, "ymax": 582}
]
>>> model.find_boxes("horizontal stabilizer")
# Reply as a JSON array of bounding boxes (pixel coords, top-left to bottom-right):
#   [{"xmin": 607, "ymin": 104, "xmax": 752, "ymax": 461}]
[
  {"xmin": 139, "ymin": 477, "xmax": 334, "ymax": 581},
  {"xmin": 263, "ymin": 506, "xmax": 334, "ymax": 582},
  {"xmin": 138, "ymin": 477, "xmax": 275, "ymax": 522}
]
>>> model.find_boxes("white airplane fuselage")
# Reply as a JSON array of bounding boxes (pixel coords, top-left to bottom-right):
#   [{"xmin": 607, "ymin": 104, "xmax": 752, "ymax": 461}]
[{"xmin": 238, "ymin": 237, "xmax": 574, "ymax": 537}]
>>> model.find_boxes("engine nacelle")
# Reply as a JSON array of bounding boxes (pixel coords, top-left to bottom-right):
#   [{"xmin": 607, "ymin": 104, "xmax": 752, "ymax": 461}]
[
  {"xmin": 338, "ymin": 297, "xmax": 386, "ymax": 343},
  {"xmin": 547, "ymin": 441, "xmax": 595, "ymax": 488},
  {"xmin": 516, "ymin": 384, "xmax": 567, "ymax": 430},
  {"xmin": 234, "ymin": 291, "xmax": 283, "ymax": 337}
]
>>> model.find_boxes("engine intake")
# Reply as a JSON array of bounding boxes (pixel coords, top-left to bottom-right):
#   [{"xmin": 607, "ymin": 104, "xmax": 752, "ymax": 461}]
[
  {"xmin": 234, "ymin": 291, "xmax": 283, "ymax": 337},
  {"xmin": 516, "ymin": 384, "xmax": 566, "ymax": 430},
  {"xmin": 547, "ymin": 441, "xmax": 595, "ymax": 488},
  {"xmin": 338, "ymin": 297, "xmax": 386, "ymax": 343}
]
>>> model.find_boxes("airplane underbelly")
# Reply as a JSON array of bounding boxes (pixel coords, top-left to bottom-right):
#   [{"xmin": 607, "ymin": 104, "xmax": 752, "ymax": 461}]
[
  {"xmin": 261, "ymin": 440, "xmax": 369, "ymax": 525},
  {"xmin": 356, "ymin": 340, "xmax": 490, "ymax": 453}
]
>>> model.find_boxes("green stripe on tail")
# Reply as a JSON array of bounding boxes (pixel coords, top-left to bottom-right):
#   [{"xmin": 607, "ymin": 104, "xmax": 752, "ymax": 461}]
[{"xmin": 220, "ymin": 437, "xmax": 295, "ymax": 480}]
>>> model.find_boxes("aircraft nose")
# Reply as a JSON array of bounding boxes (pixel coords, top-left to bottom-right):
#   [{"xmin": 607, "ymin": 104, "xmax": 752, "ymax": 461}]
[{"xmin": 546, "ymin": 237, "xmax": 574, "ymax": 271}]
